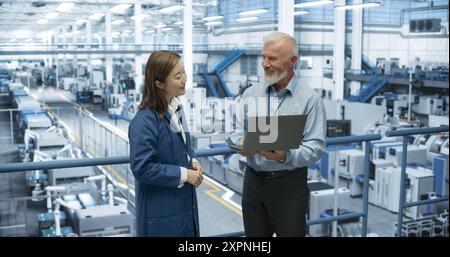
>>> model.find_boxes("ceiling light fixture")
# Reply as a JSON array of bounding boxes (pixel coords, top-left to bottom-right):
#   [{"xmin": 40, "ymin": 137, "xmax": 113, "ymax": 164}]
[
  {"xmin": 75, "ymin": 19, "xmax": 87, "ymax": 25},
  {"xmin": 37, "ymin": 19, "xmax": 48, "ymax": 25},
  {"xmin": 335, "ymin": 2, "xmax": 380, "ymax": 10},
  {"xmin": 238, "ymin": 9, "xmax": 268, "ymax": 16},
  {"xmin": 294, "ymin": 10, "xmax": 310, "ymax": 15},
  {"xmin": 293, "ymin": 0, "xmax": 334, "ymax": 8},
  {"xmin": 111, "ymin": 19, "xmax": 125, "ymax": 25},
  {"xmin": 109, "ymin": 3, "xmax": 132, "ymax": 13},
  {"xmin": 201, "ymin": 15, "xmax": 224, "ymax": 21},
  {"xmin": 131, "ymin": 13, "xmax": 149, "ymax": 20},
  {"xmin": 158, "ymin": 5, "xmax": 185, "ymax": 14},
  {"xmin": 204, "ymin": 21, "xmax": 223, "ymax": 26},
  {"xmin": 56, "ymin": 2, "xmax": 75, "ymax": 12},
  {"xmin": 45, "ymin": 12, "xmax": 58, "ymax": 19},
  {"xmin": 89, "ymin": 13, "xmax": 105, "ymax": 20},
  {"xmin": 236, "ymin": 16, "xmax": 259, "ymax": 22}
]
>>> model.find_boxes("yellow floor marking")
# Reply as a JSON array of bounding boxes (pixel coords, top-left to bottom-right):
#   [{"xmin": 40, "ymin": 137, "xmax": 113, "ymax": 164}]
[{"xmin": 203, "ymin": 179, "xmax": 242, "ymax": 217}]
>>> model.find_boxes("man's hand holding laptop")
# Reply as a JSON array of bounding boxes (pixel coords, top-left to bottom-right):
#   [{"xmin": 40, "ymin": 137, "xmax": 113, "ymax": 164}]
[{"xmin": 238, "ymin": 139, "xmax": 286, "ymax": 161}]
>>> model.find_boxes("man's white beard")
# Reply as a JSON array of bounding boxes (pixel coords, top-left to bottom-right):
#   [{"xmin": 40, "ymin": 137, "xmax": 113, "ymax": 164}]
[{"xmin": 264, "ymin": 70, "xmax": 287, "ymax": 86}]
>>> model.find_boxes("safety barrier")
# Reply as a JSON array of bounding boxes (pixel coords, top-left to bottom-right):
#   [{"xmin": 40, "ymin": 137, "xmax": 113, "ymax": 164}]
[
  {"xmin": 385, "ymin": 126, "xmax": 449, "ymax": 237},
  {"xmin": 0, "ymin": 127, "xmax": 448, "ymax": 237}
]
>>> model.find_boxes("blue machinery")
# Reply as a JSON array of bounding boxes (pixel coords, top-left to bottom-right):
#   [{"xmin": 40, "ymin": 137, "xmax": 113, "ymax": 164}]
[
  {"xmin": 202, "ymin": 48, "xmax": 245, "ymax": 98},
  {"xmin": 384, "ymin": 127, "xmax": 449, "ymax": 237},
  {"xmin": 1, "ymin": 126, "xmax": 448, "ymax": 237}
]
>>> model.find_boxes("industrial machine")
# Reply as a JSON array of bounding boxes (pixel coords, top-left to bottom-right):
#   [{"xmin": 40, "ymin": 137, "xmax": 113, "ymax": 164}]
[
  {"xmin": 337, "ymin": 149, "xmax": 365, "ymax": 196},
  {"xmin": 405, "ymin": 168, "xmax": 436, "ymax": 219},
  {"xmin": 39, "ymin": 175, "xmax": 134, "ymax": 237},
  {"xmin": 308, "ymin": 182, "xmax": 353, "ymax": 237},
  {"xmin": 412, "ymin": 96, "xmax": 444, "ymax": 115},
  {"xmin": 385, "ymin": 145, "xmax": 428, "ymax": 166},
  {"xmin": 374, "ymin": 166, "xmax": 436, "ymax": 215}
]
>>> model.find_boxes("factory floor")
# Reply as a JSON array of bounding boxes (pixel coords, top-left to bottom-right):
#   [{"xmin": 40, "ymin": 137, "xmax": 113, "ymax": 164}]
[
  {"xmin": 27, "ymin": 87, "xmax": 245, "ymax": 237},
  {"xmin": 0, "ymin": 86, "xmax": 436, "ymax": 237}
]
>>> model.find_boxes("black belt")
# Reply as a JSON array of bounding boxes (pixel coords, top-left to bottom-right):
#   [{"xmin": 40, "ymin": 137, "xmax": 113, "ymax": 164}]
[{"xmin": 247, "ymin": 165, "xmax": 304, "ymax": 179}]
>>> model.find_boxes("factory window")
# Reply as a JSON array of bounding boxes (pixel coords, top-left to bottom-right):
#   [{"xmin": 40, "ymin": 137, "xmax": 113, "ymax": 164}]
[{"xmin": 241, "ymin": 56, "xmax": 257, "ymax": 75}]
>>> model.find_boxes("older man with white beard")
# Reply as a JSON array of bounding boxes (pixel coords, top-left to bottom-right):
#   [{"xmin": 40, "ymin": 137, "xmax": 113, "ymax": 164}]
[{"xmin": 228, "ymin": 32, "xmax": 326, "ymax": 237}]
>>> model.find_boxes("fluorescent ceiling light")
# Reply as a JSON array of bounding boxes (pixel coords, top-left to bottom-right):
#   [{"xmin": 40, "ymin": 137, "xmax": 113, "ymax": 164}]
[
  {"xmin": 154, "ymin": 24, "xmax": 167, "ymax": 29},
  {"xmin": 161, "ymin": 27, "xmax": 173, "ymax": 31},
  {"xmin": 45, "ymin": 12, "xmax": 58, "ymax": 19},
  {"xmin": 131, "ymin": 13, "xmax": 149, "ymax": 20},
  {"xmin": 56, "ymin": 2, "xmax": 75, "ymax": 12},
  {"xmin": 75, "ymin": 19, "xmax": 87, "ymax": 25},
  {"xmin": 111, "ymin": 19, "xmax": 125, "ymax": 25},
  {"xmin": 109, "ymin": 3, "xmax": 132, "ymax": 13},
  {"xmin": 174, "ymin": 21, "xmax": 183, "ymax": 25},
  {"xmin": 122, "ymin": 29, "xmax": 132, "ymax": 33},
  {"xmin": 15, "ymin": 30, "xmax": 30, "ymax": 38},
  {"xmin": 294, "ymin": 0, "xmax": 334, "ymax": 8},
  {"xmin": 238, "ymin": 8, "xmax": 268, "ymax": 16},
  {"xmin": 158, "ymin": 5, "xmax": 185, "ymax": 14},
  {"xmin": 111, "ymin": 32, "xmax": 121, "ymax": 37},
  {"xmin": 236, "ymin": 16, "xmax": 259, "ymax": 22},
  {"xmin": 205, "ymin": 21, "xmax": 223, "ymax": 26},
  {"xmin": 38, "ymin": 32, "xmax": 48, "ymax": 38},
  {"xmin": 145, "ymin": 29, "xmax": 154, "ymax": 34},
  {"xmin": 89, "ymin": 13, "xmax": 105, "ymax": 20},
  {"xmin": 335, "ymin": 2, "xmax": 380, "ymax": 10},
  {"xmin": 201, "ymin": 15, "xmax": 224, "ymax": 21},
  {"xmin": 91, "ymin": 59, "xmax": 102, "ymax": 65},
  {"xmin": 37, "ymin": 19, "xmax": 48, "ymax": 25},
  {"xmin": 294, "ymin": 10, "xmax": 310, "ymax": 15}
]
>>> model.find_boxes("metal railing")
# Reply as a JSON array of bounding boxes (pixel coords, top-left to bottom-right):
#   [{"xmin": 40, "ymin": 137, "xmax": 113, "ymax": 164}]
[
  {"xmin": 0, "ymin": 127, "xmax": 448, "ymax": 237},
  {"xmin": 385, "ymin": 126, "xmax": 449, "ymax": 237}
]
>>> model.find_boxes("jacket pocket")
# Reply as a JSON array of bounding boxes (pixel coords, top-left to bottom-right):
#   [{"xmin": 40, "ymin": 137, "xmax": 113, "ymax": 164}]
[
  {"xmin": 145, "ymin": 213, "xmax": 196, "ymax": 237},
  {"xmin": 145, "ymin": 215, "xmax": 183, "ymax": 237}
]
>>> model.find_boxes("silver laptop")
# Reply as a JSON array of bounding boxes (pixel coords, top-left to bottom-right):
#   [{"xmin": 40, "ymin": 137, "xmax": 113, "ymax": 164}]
[{"xmin": 228, "ymin": 115, "xmax": 307, "ymax": 152}]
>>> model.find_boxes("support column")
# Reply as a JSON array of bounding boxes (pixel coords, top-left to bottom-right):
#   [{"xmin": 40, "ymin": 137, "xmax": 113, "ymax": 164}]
[
  {"xmin": 54, "ymin": 33, "xmax": 60, "ymax": 89},
  {"xmin": 86, "ymin": 20, "xmax": 92, "ymax": 76},
  {"xmin": 134, "ymin": 1, "xmax": 143, "ymax": 96},
  {"xmin": 72, "ymin": 23, "xmax": 78, "ymax": 72},
  {"xmin": 62, "ymin": 28, "xmax": 67, "ymax": 67},
  {"xmin": 42, "ymin": 35, "xmax": 49, "ymax": 67},
  {"xmin": 105, "ymin": 11, "xmax": 113, "ymax": 83},
  {"xmin": 277, "ymin": 0, "xmax": 294, "ymax": 36},
  {"xmin": 350, "ymin": 0, "xmax": 362, "ymax": 95},
  {"xmin": 333, "ymin": 0, "xmax": 346, "ymax": 101},
  {"xmin": 48, "ymin": 33, "xmax": 53, "ymax": 68},
  {"xmin": 183, "ymin": 0, "xmax": 193, "ymax": 88}
]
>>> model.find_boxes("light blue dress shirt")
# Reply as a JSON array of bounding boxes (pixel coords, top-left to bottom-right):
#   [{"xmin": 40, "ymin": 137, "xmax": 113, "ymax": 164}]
[{"xmin": 228, "ymin": 73, "xmax": 326, "ymax": 172}]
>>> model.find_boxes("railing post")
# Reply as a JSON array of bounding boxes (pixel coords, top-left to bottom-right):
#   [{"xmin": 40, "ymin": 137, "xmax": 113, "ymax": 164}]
[
  {"xmin": 396, "ymin": 136, "xmax": 409, "ymax": 237},
  {"xmin": 9, "ymin": 109, "xmax": 13, "ymax": 144},
  {"xmin": 362, "ymin": 140, "xmax": 371, "ymax": 237},
  {"xmin": 78, "ymin": 105, "xmax": 83, "ymax": 150}
]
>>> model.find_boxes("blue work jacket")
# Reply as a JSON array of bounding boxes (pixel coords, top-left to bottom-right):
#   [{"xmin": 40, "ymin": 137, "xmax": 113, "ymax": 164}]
[{"xmin": 129, "ymin": 108, "xmax": 199, "ymax": 237}]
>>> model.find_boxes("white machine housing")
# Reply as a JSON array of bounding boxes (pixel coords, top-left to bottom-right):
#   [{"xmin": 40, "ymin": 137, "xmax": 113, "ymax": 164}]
[{"xmin": 337, "ymin": 149, "xmax": 365, "ymax": 196}]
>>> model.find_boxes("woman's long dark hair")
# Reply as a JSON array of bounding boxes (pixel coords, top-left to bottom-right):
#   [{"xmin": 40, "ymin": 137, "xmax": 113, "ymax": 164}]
[{"xmin": 139, "ymin": 51, "xmax": 181, "ymax": 117}]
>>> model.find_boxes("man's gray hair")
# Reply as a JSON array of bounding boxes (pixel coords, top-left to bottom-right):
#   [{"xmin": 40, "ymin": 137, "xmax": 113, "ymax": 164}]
[{"xmin": 263, "ymin": 32, "xmax": 298, "ymax": 56}]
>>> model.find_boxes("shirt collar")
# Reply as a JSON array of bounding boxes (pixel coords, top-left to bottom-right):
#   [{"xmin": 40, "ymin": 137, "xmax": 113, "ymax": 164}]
[
  {"xmin": 168, "ymin": 96, "xmax": 182, "ymax": 113},
  {"xmin": 265, "ymin": 71, "xmax": 298, "ymax": 96}
]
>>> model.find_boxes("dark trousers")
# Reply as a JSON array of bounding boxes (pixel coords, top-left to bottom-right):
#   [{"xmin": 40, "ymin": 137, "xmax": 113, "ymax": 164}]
[{"xmin": 242, "ymin": 165, "xmax": 309, "ymax": 237}]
